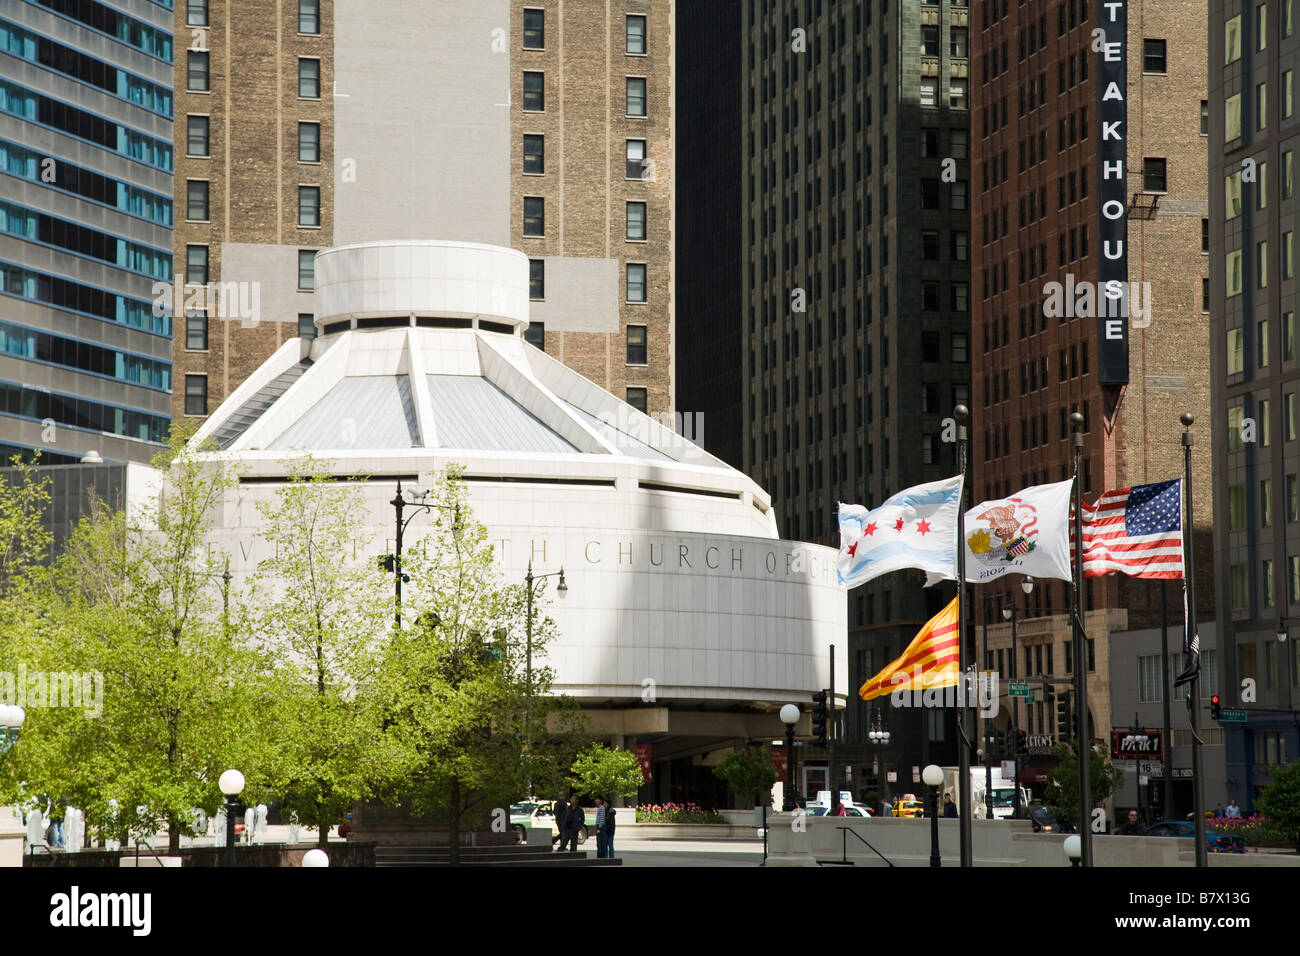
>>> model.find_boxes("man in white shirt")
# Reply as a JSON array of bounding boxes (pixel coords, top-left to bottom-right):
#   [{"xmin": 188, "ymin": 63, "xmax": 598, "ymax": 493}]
[{"xmin": 1225, "ymin": 799, "xmax": 1242, "ymax": 819}]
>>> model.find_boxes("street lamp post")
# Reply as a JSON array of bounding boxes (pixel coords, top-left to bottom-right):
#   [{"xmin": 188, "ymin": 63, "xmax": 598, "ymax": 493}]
[
  {"xmin": 868, "ymin": 712, "xmax": 891, "ymax": 812},
  {"xmin": 923, "ymin": 763, "xmax": 944, "ymax": 867},
  {"xmin": 388, "ymin": 481, "xmax": 459, "ymax": 629},
  {"xmin": 1278, "ymin": 622, "xmax": 1295, "ymax": 715},
  {"xmin": 523, "ymin": 562, "xmax": 567, "ymax": 794},
  {"xmin": 218, "ymin": 769, "xmax": 244, "ymax": 868},
  {"xmin": 1002, "ymin": 576, "xmax": 1034, "ymax": 820},
  {"xmin": 0, "ymin": 705, "xmax": 25, "ymax": 757},
  {"xmin": 781, "ymin": 704, "xmax": 800, "ymax": 812}
]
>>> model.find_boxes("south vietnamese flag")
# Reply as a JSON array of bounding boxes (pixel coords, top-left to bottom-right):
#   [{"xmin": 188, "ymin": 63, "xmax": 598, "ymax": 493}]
[
  {"xmin": 859, "ymin": 597, "xmax": 960, "ymax": 701},
  {"xmin": 836, "ymin": 475, "xmax": 964, "ymax": 589}
]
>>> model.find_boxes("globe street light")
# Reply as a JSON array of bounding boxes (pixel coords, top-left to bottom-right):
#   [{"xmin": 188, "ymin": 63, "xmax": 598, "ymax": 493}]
[
  {"xmin": 218, "ymin": 769, "xmax": 245, "ymax": 868},
  {"xmin": 1063, "ymin": 833, "xmax": 1082, "ymax": 868},
  {"xmin": 0, "ymin": 704, "xmax": 25, "ymax": 755},
  {"xmin": 302, "ymin": 848, "xmax": 329, "ymax": 867},
  {"xmin": 923, "ymin": 764, "xmax": 944, "ymax": 867},
  {"xmin": 780, "ymin": 704, "xmax": 800, "ymax": 811}
]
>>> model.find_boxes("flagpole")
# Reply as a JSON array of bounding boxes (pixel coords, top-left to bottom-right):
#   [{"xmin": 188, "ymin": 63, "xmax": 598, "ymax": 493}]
[
  {"xmin": 1071, "ymin": 410, "xmax": 1093, "ymax": 866},
  {"xmin": 1182, "ymin": 412, "xmax": 1208, "ymax": 867},
  {"xmin": 955, "ymin": 404, "xmax": 973, "ymax": 867}
]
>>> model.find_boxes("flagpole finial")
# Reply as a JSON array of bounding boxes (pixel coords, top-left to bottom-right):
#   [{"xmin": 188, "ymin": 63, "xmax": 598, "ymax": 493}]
[
  {"xmin": 1070, "ymin": 411, "xmax": 1084, "ymax": 428},
  {"xmin": 1180, "ymin": 412, "xmax": 1194, "ymax": 428},
  {"xmin": 953, "ymin": 404, "xmax": 969, "ymax": 423}
]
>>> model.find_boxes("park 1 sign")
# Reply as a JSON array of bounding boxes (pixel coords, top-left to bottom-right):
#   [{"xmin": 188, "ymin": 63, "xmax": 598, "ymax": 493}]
[
  {"xmin": 1097, "ymin": 0, "xmax": 1130, "ymax": 385},
  {"xmin": 1111, "ymin": 729, "xmax": 1163, "ymax": 759}
]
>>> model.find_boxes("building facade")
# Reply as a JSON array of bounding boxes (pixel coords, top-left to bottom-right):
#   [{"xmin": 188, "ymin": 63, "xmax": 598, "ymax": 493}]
[
  {"xmin": 970, "ymin": 0, "xmax": 1215, "ymax": 814},
  {"xmin": 171, "ymin": 0, "xmax": 675, "ymax": 430},
  {"xmin": 1, "ymin": 0, "xmax": 175, "ymax": 464},
  {"xmin": 1210, "ymin": 0, "xmax": 1300, "ymax": 811},
  {"xmin": 738, "ymin": 0, "xmax": 974, "ymax": 794}
]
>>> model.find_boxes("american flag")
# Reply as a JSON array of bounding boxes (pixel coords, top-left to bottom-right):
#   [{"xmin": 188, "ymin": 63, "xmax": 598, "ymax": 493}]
[{"xmin": 1072, "ymin": 479, "xmax": 1185, "ymax": 579}]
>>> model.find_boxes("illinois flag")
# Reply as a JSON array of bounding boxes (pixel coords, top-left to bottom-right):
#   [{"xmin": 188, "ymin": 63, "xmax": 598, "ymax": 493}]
[
  {"xmin": 859, "ymin": 596, "xmax": 960, "ymax": 701},
  {"xmin": 960, "ymin": 480, "xmax": 1074, "ymax": 584},
  {"xmin": 836, "ymin": 475, "xmax": 963, "ymax": 589}
]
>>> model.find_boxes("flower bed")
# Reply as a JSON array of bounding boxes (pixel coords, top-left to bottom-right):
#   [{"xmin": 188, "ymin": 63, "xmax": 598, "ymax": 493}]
[
  {"xmin": 635, "ymin": 802, "xmax": 727, "ymax": 824},
  {"xmin": 1212, "ymin": 814, "xmax": 1293, "ymax": 848}
]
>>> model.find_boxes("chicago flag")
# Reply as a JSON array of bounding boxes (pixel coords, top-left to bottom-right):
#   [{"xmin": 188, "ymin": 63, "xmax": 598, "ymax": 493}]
[{"xmin": 836, "ymin": 476, "xmax": 963, "ymax": 589}]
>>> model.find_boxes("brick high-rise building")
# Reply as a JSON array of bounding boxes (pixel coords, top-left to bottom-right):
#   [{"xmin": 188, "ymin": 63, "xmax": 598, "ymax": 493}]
[
  {"xmin": 172, "ymin": 0, "xmax": 674, "ymax": 427},
  {"xmin": 971, "ymin": 0, "xmax": 1214, "ymax": 811},
  {"xmin": 1209, "ymin": 0, "xmax": 1300, "ymax": 811},
  {"xmin": 1, "ymin": 0, "xmax": 174, "ymax": 464},
  {"xmin": 738, "ymin": 0, "xmax": 974, "ymax": 794}
]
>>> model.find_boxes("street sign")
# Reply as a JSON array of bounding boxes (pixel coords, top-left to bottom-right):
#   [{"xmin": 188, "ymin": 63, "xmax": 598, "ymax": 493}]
[
  {"xmin": 1009, "ymin": 681, "xmax": 1031, "ymax": 698},
  {"xmin": 1218, "ymin": 708, "xmax": 1247, "ymax": 722},
  {"xmin": 1138, "ymin": 760, "xmax": 1163, "ymax": 776},
  {"xmin": 887, "ymin": 771, "xmax": 897, "ymax": 782},
  {"xmin": 1025, "ymin": 691, "xmax": 1036, "ymax": 703}
]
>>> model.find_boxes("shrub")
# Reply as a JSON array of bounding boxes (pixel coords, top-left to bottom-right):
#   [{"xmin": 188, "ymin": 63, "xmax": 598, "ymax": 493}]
[{"xmin": 634, "ymin": 802, "xmax": 727, "ymax": 824}]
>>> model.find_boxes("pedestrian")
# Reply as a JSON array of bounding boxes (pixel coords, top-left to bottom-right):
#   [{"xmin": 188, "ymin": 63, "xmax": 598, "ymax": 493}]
[
  {"xmin": 593, "ymin": 795, "xmax": 608, "ymax": 858},
  {"xmin": 604, "ymin": 800, "xmax": 617, "ymax": 858},
  {"xmin": 1215, "ymin": 802, "xmax": 1225, "ymax": 819},
  {"xmin": 1225, "ymin": 799, "xmax": 1241, "ymax": 819},
  {"xmin": 943, "ymin": 793, "xmax": 958, "ymax": 818},
  {"xmin": 1118, "ymin": 810, "xmax": 1143, "ymax": 835},
  {"xmin": 559, "ymin": 794, "xmax": 583, "ymax": 852},
  {"xmin": 551, "ymin": 796, "xmax": 567, "ymax": 849}
]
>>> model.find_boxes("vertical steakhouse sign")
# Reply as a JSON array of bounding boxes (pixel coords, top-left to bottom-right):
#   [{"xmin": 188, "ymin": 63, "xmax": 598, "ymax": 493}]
[{"xmin": 1098, "ymin": 0, "xmax": 1129, "ymax": 385}]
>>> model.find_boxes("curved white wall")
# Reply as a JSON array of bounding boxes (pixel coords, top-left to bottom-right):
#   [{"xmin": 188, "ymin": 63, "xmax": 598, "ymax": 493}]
[{"xmin": 314, "ymin": 241, "xmax": 530, "ymax": 329}]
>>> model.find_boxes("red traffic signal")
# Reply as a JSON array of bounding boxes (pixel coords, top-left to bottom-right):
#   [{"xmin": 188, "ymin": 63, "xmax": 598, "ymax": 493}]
[{"xmin": 1210, "ymin": 695, "xmax": 1221, "ymax": 720}]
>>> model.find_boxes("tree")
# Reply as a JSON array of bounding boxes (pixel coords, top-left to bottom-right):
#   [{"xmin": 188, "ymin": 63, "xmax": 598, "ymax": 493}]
[
  {"xmin": 1255, "ymin": 759, "xmax": 1300, "ymax": 852},
  {"xmin": 712, "ymin": 746, "xmax": 779, "ymax": 808},
  {"xmin": 8, "ymin": 430, "xmax": 267, "ymax": 852},
  {"xmin": 1043, "ymin": 741, "xmax": 1123, "ymax": 818},
  {"xmin": 0, "ymin": 453, "xmax": 52, "ymax": 598},
  {"xmin": 571, "ymin": 744, "xmax": 645, "ymax": 801},
  {"xmin": 374, "ymin": 465, "xmax": 589, "ymax": 863},
  {"xmin": 247, "ymin": 457, "xmax": 399, "ymax": 847}
]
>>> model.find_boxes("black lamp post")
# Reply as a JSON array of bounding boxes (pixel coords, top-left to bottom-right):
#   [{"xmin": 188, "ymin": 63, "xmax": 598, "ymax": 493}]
[
  {"xmin": 923, "ymin": 763, "xmax": 944, "ymax": 867},
  {"xmin": 523, "ymin": 561, "xmax": 567, "ymax": 794},
  {"xmin": 218, "ymin": 769, "xmax": 244, "ymax": 868},
  {"xmin": 388, "ymin": 481, "xmax": 459, "ymax": 629},
  {"xmin": 1002, "ymin": 575, "xmax": 1034, "ymax": 820},
  {"xmin": 868, "ymin": 711, "xmax": 891, "ymax": 812},
  {"xmin": 781, "ymin": 704, "xmax": 800, "ymax": 811}
]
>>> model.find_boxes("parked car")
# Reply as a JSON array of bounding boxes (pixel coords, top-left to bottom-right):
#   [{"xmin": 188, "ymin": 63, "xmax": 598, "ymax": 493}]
[
  {"xmin": 1142, "ymin": 820, "xmax": 1246, "ymax": 853},
  {"xmin": 1027, "ymin": 803, "xmax": 1074, "ymax": 833},
  {"xmin": 892, "ymin": 799, "xmax": 926, "ymax": 818},
  {"xmin": 807, "ymin": 805, "xmax": 873, "ymax": 818},
  {"xmin": 509, "ymin": 801, "xmax": 589, "ymax": 845}
]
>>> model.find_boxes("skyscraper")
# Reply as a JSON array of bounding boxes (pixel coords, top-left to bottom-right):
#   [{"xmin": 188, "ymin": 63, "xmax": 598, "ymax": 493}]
[
  {"xmin": 1209, "ymin": 0, "xmax": 1300, "ymax": 810},
  {"xmin": 172, "ymin": 0, "xmax": 674, "ymax": 427},
  {"xmin": 1, "ymin": 0, "xmax": 175, "ymax": 464},
  {"xmin": 972, "ymin": 0, "xmax": 1214, "ymax": 804},
  {"xmin": 738, "ymin": 0, "xmax": 973, "ymax": 785}
]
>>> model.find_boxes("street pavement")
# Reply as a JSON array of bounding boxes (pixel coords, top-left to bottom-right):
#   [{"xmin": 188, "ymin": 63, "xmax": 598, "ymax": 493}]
[{"xmin": 609, "ymin": 836, "xmax": 765, "ymax": 867}]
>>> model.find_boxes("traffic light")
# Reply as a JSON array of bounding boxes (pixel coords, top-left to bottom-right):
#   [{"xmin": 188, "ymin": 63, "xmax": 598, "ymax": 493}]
[
  {"xmin": 1043, "ymin": 682, "xmax": 1056, "ymax": 700},
  {"xmin": 1056, "ymin": 694, "xmax": 1071, "ymax": 736},
  {"xmin": 811, "ymin": 690, "xmax": 829, "ymax": 746},
  {"xmin": 1210, "ymin": 695, "xmax": 1222, "ymax": 720},
  {"xmin": 1017, "ymin": 730, "xmax": 1028, "ymax": 758},
  {"xmin": 993, "ymin": 729, "xmax": 1007, "ymax": 759}
]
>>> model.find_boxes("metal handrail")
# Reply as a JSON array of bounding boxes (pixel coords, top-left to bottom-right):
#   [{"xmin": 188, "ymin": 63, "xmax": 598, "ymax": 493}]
[{"xmin": 834, "ymin": 825, "xmax": 895, "ymax": 867}]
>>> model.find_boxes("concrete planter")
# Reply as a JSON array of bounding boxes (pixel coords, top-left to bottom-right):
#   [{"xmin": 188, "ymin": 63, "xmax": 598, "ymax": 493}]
[
  {"xmin": 22, "ymin": 843, "xmax": 376, "ymax": 867},
  {"xmin": 621, "ymin": 822, "xmax": 759, "ymax": 839}
]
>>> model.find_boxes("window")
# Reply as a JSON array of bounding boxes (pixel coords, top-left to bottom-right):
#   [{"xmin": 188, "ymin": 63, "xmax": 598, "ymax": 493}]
[
  {"xmin": 185, "ymin": 375, "xmax": 207, "ymax": 417},
  {"xmin": 524, "ymin": 71, "xmax": 544, "ymax": 111},
  {"xmin": 186, "ymin": 245, "xmax": 209, "ymax": 284},
  {"xmin": 1264, "ymin": 559, "xmax": 1276, "ymax": 607},
  {"xmin": 1289, "ymin": 392, "xmax": 1298, "ymax": 440},
  {"xmin": 299, "ymin": 123, "xmax": 320, "ymax": 163},
  {"xmin": 188, "ymin": 52, "xmax": 210, "ymax": 92},
  {"xmin": 1289, "ymin": 0, "xmax": 1296, "ymax": 37},
  {"xmin": 627, "ymin": 325, "xmax": 647, "ymax": 364},
  {"xmin": 950, "ymin": 79, "xmax": 969, "ymax": 110},
  {"xmin": 187, "ymin": 116, "xmax": 209, "ymax": 157},
  {"xmin": 922, "ymin": 25, "xmax": 940, "ymax": 56},
  {"xmin": 1143, "ymin": 158, "xmax": 1167, "ymax": 193},
  {"xmin": 1226, "ymin": 14, "xmax": 1242, "ymax": 63},
  {"xmin": 298, "ymin": 249, "xmax": 315, "ymax": 290},
  {"xmin": 952, "ymin": 182, "xmax": 968, "ymax": 210},
  {"xmin": 1262, "ymin": 399, "xmax": 1272, "ymax": 444},
  {"xmin": 626, "ymin": 139, "xmax": 647, "ymax": 179},
  {"xmin": 921, "ymin": 180, "xmax": 941, "ymax": 209},
  {"xmin": 1138, "ymin": 655, "xmax": 1164, "ymax": 703},
  {"xmin": 523, "ymin": 8, "xmax": 545, "ymax": 49},
  {"xmin": 922, "ymin": 231, "xmax": 939, "ymax": 259},
  {"xmin": 523, "ymin": 134, "xmax": 544, "ymax": 174},
  {"xmin": 1202, "ymin": 218, "xmax": 1210, "ymax": 253},
  {"xmin": 299, "ymin": 58, "xmax": 320, "ymax": 98},
  {"xmin": 627, "ymin": 387, "xmax": 648, "ymax": 413},
  {"xmin": 299, "ymin": 0, "xmax": 319, "ymax": 35},
  {"xmin": 626, "ymin": 15, "xmax": 647, "ymax": 54},
  {"xmin": 1287, "ymin": 311, "xmax": 1296, "ymax": 360},
  {"xmin": 1227, "ymin": 249, "xmax": 1243, "ymax": 296},
  {"xmin": 529, "ymin": 259, "xmax": 544, "ymax": 300},
  {"xmin": 1263, "ymin": 478, "xmax": 1274, "ymax": 526},
  {"xmin": 1227, "ymin": 328, "xmax": 1244, "ymax": 374},
  {"xmin": 1228, "ymin": 405, "xmax": 1245, "ymax": 452},
  {"xmin": 1226, "ymin": 171, "xmax": 1243, "ymax": 219},
  {"xmin": 951, "ymin": 27, "xmax": 968, "ymax": 57},
  {"xmin": 297, "ymin": 185, "xmax": 321, "ymax": 227},
  {"xmin": 1258, "ymin": 240, "xmax": 1269, "ymax": 288},
  {"xmin": 1143, "ymin": 39, "xmax": 1166, "ymax": 73},
  {"xmin": 627, "ymin": 77, "xmax": 647, "ymax": 116},
  {"xmin": 626, "ymin": 201, "xmax": 647, "ymax": 240},
  {"xmin": 1286, "ymin": 233, "xmax": 1295, "ymax": 280},
  {"xmin": 185, "ymin": 310, "xmax": 208, "ymax": 350},
  {"xmin": 1201, "ymin": 100, "xmax": 1210, "ymax": 135},
  {"xmin": 1258, "ymin": 2, "xmax": 1268, "ymax": 50},
  {"xmin": 920, "ymin": 77, "xmax": 938, "ymax": 108},
  {"xmin": 1286, "ymin": 151, "xmax": 1295, "ymax": 199},
  {"xmin": 187, "ymin": 0, "xmax": 208, "ymax": 27},
  {"xmin": 1261, "ymin": 319, "xmax": 1272, "ymax": 368},
  {"xmin": 1291, "ymin": 476, "xmax": 1300, "ymax": 522},
  {"xmin": 524, "ymin": 197, "xmax": 544, "ymax": 237},
  {"xmin": 297, "ymin": 313, "xmax": 316, "ymax": 339},
  {"xmin": 524, "ymin": 322, "xmax": 544, "ymax": 349},
  {"xmin": 952, "ymin": 333, "xmax": 969, "ymax": 363},
  {"xmin": 1229, "ymin": 484, "xmax": 1247, "ymax": 529},
  {"xmin": 186, "ymin": 180, "xmax": 209, "ymax": 221},
  {"xmin": 1226, "ymin": 93, "xmax": 1242, "ymax": 140},
  {"xmin": 1287, "ymin": 71, "xmax": 1295, "ymax": 119},
  {"xmin": 1257, "ymin": 82, "xmax": 1268, "ymax": 131},
  {"xmin": 627, "ymin": 263, "xmax": 647, "ymax": 302}
]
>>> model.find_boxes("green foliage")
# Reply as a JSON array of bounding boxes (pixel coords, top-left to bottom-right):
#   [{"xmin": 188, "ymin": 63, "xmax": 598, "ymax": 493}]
[
  {"xmin": 570, "ymin": 744, "xmax": 645, "ymax": 800},
  {"xmin": 1043, "ymin": 741, "xmax": 1123, "ymax": 813},
  {"xmin": 712, "ymin": 746, "xmax": 778, "ymax": 808},
  {"xmin": 1255, "ymin": 760, "xmax": 1300, "ymax": 852},
  {"xmin": 247, "ymin": 456, "xmax": 399, "ymax": 847},
  {"xmin": 635, "ymin": 802, "xmax": 726, "ymax": 824},
  {"xmin": 0, "ymin": 453, "xmax": 52, "ymax": 597}
]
